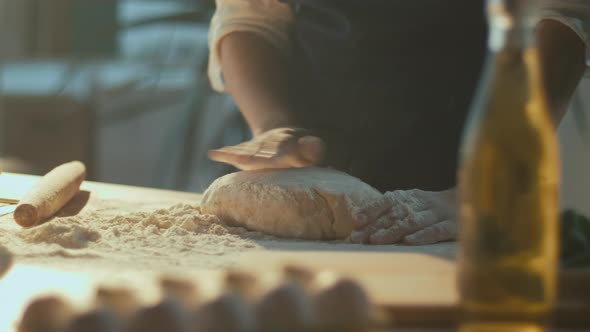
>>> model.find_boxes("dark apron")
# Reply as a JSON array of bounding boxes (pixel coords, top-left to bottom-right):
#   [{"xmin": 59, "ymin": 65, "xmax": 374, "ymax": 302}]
[{"xmin": 281, "ymin": 0, "xmax": 488, "ymax": 192}]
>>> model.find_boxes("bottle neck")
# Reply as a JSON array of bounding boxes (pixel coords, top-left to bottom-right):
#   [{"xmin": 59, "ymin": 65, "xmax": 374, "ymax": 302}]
[{"xmin": 489, "ymin": 22, "xmax": 535, "ymax": 51}]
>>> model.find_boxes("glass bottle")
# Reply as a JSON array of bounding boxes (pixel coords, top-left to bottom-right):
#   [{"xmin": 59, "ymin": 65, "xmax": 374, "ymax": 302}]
[{"xmin": 457, "ymin": 0, "xmax": 559, "ymax": 328}]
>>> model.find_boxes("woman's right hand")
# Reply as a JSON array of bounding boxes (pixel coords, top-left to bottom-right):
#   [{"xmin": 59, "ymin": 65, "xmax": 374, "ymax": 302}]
[{"xmin": 208, "ymin": 127, "xmax": 326, "ymax": 171}]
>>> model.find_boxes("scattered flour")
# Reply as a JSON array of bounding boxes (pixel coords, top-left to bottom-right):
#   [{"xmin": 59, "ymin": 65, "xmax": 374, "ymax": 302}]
[
  {"xmin": 0, "ymin": 200, "xmax": 270, "ymax": 272},
  {"xmin": 21, "ymin": 223, "xmax": 101, "ymax": 249}
]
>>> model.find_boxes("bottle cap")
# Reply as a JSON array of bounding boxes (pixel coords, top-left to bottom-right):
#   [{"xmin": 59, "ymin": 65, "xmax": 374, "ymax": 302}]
[{"xmin": 487, "ymin": 0, "xmax": 539, "ymax": 29}]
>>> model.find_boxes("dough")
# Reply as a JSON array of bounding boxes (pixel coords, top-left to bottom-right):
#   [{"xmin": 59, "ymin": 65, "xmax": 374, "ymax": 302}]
[{"xmin": 200, "ymin": 168, "xmax": 381, "ymax": 240}]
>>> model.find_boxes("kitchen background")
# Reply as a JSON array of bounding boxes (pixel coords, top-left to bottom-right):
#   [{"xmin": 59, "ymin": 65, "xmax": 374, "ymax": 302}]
[{"xmin": 0, "ymin": 0, "xmax": 588, "ymax": 216}]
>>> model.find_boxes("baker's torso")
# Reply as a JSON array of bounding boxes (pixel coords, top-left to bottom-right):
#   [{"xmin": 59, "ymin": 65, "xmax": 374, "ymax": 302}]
[{"xmin": 282, "ymin": 0, "xmax": 488, "ymax": 191}]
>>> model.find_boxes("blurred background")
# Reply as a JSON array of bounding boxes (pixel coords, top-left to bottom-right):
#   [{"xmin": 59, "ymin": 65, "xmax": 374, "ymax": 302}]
[
  {"xmin": 0, "ymin": 0, "xmax": 588, "ymax": 216},
  {"xmin": 0, "ymin": 0, "xmax": 249, "ymax": 193}
]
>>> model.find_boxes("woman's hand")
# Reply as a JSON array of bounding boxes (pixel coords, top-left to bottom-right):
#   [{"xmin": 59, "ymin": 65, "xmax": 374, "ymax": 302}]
[
  {"xmin": 350, "ymin": 188, "xmax": 458, "ymax": 245},
  {"xmin": 208, "ymin": 127, "xmax": 325, "ymax": 170}
]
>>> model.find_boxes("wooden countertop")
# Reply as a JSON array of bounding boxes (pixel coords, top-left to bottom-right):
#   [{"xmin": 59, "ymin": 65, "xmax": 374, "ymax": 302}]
[
  {"xmin": 0, "ymin": 173, "xmax": 588, "ymax": 331},
  {"xmin": 0, "ymin": 172, "xmax": 205, "ymax": 332},
  {"xmin": 0, "ymin": 172, "xmax": 202, "ymax": 204}
]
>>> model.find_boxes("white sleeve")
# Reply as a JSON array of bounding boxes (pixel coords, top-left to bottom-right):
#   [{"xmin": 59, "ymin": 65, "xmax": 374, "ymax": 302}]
[
  {"xmin": 208, "ymin": 0, "xmax": 295, "ymax": 92},
  {"xmin": 540, "ymin": 0, "xmax": 590, "ymax": 70}
]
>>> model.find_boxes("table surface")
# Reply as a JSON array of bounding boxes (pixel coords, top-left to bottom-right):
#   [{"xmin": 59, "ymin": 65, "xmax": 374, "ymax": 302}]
[
  {"xmin": 0, "ymin": 172, "xmax": 202, "ymax": 203},
  {"xmin": 0, "ymin": 173, "xmax": 207, "ymax": 331},
  {"xmin": 0, "ymin": 173, "xmax": 587, "ymax": 332}
]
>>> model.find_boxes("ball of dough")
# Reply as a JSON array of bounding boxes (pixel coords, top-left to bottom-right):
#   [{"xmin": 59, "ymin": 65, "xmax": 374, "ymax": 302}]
[{"xmin": 201, "ymin": 168, "xmax": 381, "ymax": 240}]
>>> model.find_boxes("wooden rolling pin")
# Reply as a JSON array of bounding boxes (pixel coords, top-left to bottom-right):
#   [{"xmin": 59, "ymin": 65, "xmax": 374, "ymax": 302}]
[{"xmin": 13, "ymin": 161, "xmax": 86, "ymax": 227}]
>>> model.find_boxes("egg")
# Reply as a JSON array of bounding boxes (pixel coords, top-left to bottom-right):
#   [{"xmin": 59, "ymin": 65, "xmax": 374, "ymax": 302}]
[
  {"xmin": 64, "ymin": 309, "xmax": 122, "ymax": 332},
  {"xmin": 255, "ymin": 280, "xmax": 314, "ymax": 332},
  {"xmin": 312, "ymin": 274, "xmax": 372, "ymax": 331},
  {"xmin": 95, "ymin": 287, "xmax": 139, "ymax": 320},
  {"xmin": 159, "ymin": 277, "xmax": 199, "ymax": 307},
  {"xmin": 127, "ymin": 299, "xmax": 191, "ymax": 332},
  {"xmin": 18, "ymin": 296, "xmax": 74, "ymax": 332},
  {"xmin": 192, "ymin": 291, "xmax": 255, "ymax": 332}
]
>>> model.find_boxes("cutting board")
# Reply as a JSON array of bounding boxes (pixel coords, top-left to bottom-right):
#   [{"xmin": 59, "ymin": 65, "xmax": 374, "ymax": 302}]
[{"xmin": 238, "ymin": 251, "xmax": 590, "ymax": 327}]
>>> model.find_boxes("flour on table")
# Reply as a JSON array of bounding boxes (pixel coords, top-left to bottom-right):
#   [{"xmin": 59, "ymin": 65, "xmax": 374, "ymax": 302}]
[
  {"xmin": 200, "ymin": 168, "xmax": 382, "ymax": 240},
  {"xmin": 0, "ymin": 202, "xmax": 267, "ymax": 271}
]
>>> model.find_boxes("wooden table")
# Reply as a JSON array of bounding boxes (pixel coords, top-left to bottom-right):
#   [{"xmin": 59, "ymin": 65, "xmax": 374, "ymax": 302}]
[
  {"xmin": 0, "ymin": 172, "xmax": 201, "ymax": 204},
  {"xmin": 0, "ymin": 173, "xmax": 588, "ymax": 331},
  {"xmin": 0, "ymin": 173, "xmax": 207, "ymax": 331}
]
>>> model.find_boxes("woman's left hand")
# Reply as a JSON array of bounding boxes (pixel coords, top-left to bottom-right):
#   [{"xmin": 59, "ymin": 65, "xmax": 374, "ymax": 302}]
[{"xmin": 349, "ymin": 188, "xmax": 458, "ymax": 245}]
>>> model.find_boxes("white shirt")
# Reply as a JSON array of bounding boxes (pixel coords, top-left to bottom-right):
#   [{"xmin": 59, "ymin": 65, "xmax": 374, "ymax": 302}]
[{"xmin": 208, "ymin": 0, "xmax": 590, "ymax": 92}]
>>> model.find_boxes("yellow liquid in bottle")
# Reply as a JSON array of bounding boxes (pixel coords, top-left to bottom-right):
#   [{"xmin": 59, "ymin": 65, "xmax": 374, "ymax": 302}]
[
  {"xmin": 460, "ymin": 321, "xmax": 547, "ymax": 332},
  {"xmin": 458, "ymin": 46, "xmax": 559, "ymax": 321}
]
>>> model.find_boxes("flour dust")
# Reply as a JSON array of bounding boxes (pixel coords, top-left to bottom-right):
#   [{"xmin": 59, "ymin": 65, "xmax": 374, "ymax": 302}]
[{"xmin": 0, "ymin": 201, "xmax": 273, "ymax": 272}]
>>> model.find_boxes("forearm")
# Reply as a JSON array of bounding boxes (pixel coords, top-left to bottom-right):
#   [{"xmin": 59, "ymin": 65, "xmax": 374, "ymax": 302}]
[
  {"xmin": 536, "ymin": 19, "xmax": 587, "ymax": 124},
  {"xmin": 219, "ymin": 31, "xmax": 296, "ymax": 136}
]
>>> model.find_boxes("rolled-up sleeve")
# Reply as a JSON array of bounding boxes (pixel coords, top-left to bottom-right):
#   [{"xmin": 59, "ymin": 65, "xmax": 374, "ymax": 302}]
[
  {"xmin": 541, "ymin": 0, "xmax": 590, "ymax": 70},
  {"xmin": 208, "ymin": 0, "xmax": 294, "ymax": 92}
]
